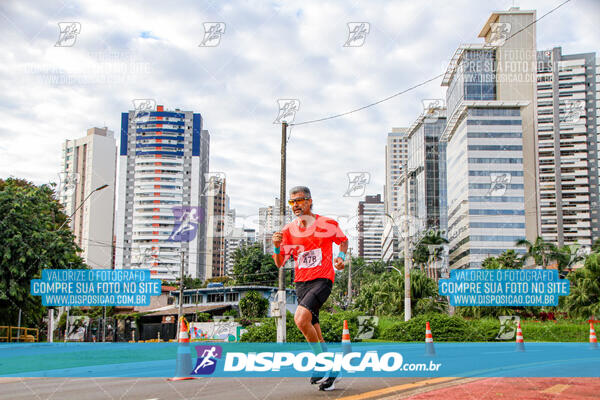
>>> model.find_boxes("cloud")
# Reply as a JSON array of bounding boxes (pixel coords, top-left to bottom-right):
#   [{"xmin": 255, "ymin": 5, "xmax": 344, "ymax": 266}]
[{"xmin": 0, "ymin": 0, "xmax": 598, "ymax": 245}]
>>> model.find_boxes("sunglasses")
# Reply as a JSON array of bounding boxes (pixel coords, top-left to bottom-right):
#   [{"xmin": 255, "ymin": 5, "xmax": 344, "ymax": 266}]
[{"xmin": 288, "ymin": 197, "xmax": 310, "ymax": 206}]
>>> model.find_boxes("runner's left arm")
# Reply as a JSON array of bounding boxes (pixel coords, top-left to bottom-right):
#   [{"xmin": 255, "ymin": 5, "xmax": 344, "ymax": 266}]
[{"xmin": 332, "ymin": 220, "xmax": 349, "ymax": 270}]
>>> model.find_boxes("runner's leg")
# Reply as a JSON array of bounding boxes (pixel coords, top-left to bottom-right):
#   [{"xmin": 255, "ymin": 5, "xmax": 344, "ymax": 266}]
[
  {"xmin": 294, "ymin": 305, "xmax": 319, "ymax": 342},
  {"xmin": 313, "ymin": 323, "xmax": 325, "ymax": 343}
]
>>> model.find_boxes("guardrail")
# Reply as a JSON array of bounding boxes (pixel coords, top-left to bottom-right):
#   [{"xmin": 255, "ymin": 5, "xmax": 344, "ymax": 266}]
[{"xmin": 0, "ymin": 326, "xmax": 39, "ymax": 342}]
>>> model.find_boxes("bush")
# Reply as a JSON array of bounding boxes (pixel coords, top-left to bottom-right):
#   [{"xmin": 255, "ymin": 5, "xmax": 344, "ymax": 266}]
[
  {"xmin": 239, "ymin": 291, "xmax": 269, "ymax": 318},
  {"xmin": 521, "ymin": 321, "xmax": 589, "ymax": 342},
  {"xmin": 223, "ymin": 309, "xmax": 239, "ymax": 318},
  {"xmin": 379, "ymin": 313, "xmax": 497, "ymax": 342},
  {"xmin": 196, "ymin": 312, "xmax": 211, "ymax": 322},
  {"xmin": 240, "ymin": 311, "xmax": 362, "ymax": 343},
  {"xmin": 240, "ymin": 313, "xmax": 304, "ymax": 342}
]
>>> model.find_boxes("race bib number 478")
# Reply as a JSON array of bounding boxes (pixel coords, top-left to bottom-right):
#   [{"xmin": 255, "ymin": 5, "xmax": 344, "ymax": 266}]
[{"xmin": 298, "ymin": 248, "xmax": 322, "ymax": 269}]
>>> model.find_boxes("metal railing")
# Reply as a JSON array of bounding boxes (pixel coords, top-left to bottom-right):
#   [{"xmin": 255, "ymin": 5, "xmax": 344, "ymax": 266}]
[{"xmin": 0, "ymin": 326, "xmax": 39, "ymax": 342}]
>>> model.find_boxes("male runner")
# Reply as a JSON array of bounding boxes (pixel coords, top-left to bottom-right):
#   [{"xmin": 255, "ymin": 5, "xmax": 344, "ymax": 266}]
[{"xmin": 272, "ymin": 186, "xmax": 348, "ymax": 391}]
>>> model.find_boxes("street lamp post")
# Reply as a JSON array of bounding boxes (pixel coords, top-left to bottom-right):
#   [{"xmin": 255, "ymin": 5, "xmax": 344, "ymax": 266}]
[
  {"xmin": 403, "ymin": 165, "xmax": 412, "ymax": 321},
  {"xmin": 58, "ymin": 184, "xmax": 109, "ymax": 231}
]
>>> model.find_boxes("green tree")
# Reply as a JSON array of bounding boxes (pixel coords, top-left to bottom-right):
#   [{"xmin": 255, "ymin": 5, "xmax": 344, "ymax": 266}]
[
  {"xmin": 411, "ymin": 230, "xmax": 448, "ymax": 277},
  {"xmin": 482, "ymin": 249, "xmax": 523, "ymax": 269},
  {"xmin": 232, "ymin": 244, "xmax": 278, "ymax": 286},
  {"xmin": 562, "ymin": 253, "xmax": 600, "ymax": 318},
  {"xmin": 352, "ymin": 269, "xmax": 439, "ymax": 316},
  {"xmin": 0, "ymin": 178, "xmax": 86, "ymax": 327},
  {"xmin": 239, "ymin": 290, "xmax": 269, "ymax": 318},
  {"xmin": 516, "ymin": 236, "xmax": 557, "ymax": 269},
  {"xmin": 554, "ymin": 244, "xmax": 585, "ymax": 275},
  {"xmin": 592, "ymin": 238, "xmax": 600, "ymax": 254}
]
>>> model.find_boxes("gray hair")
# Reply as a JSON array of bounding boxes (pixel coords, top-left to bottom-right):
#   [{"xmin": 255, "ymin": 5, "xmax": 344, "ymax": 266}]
[{"xmin": 289, "ymin": 186, "xmax": 311, "ymax": 198}]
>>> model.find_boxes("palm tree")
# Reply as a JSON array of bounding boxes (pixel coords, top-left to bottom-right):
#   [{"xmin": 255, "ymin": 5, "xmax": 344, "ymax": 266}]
[
  {"xmin": 411, "ymin": 244, "xmax": 429, "ymax": 273},
  {"xmin": 496, "ymin": 249, "xmax": 524, "ymax": 269},
  {"xmin": 592, "ymin": 238, "xmax": 600, "ymax": 254},
  {"xmin": 418, "ymin": 230, "xmax": 449, "ymax": 279},
  {"xmin": 554, "ymin": 243, "xmax": 585, "ymax": 276},
  {"xmin": 352, "ymin": 270, "xmax": 438, "ymax": 317},
  {"xmin": 516, "ymin": 236, "xmax": 557, "ymax": 269},
  {"xmin": 562, "ymin": 253, "xmax": 600, "ymax": 318}
]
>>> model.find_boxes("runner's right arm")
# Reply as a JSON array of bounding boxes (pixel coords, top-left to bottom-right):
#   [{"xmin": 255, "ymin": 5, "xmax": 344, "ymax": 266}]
[{"xmin": 272, "ymin": 231, "xmax": 285, "ymax": 267}]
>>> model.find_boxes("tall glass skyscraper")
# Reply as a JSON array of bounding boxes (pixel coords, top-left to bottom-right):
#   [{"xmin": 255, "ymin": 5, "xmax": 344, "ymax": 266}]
[
  {"xmin": 405, "ymin": 109, "xmax": 447, "ymax": 235},
  {"xmin": 440, "ymin": 8, "xmax": 539, "ymax": 269}
]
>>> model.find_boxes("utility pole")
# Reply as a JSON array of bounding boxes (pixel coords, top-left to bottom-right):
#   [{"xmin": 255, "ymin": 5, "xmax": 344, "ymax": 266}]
[
  {"xmin": 277, "ymin": 122, "xmax": 287, "ymax": 343},
  {"xmin": 64, "ymin": 306, "xmax": 70, "ymax": 342},
  {"xmin": 347, "ymin": 248, "xmax": 352, "ymax": 306},
  {"xmin": 177, "ymin": 250, "xmax": 185, "ymax": 340},
  {"xmin": 16, "ymin": 308, "xmax": 22, "ymax": 341},
  {"xmin": 403, "ymin": 164, "xmax": 412, "ymax": 321},
  {"xmin": 47, "ymin": 308, "xmax": 54, "ymax": 342}
]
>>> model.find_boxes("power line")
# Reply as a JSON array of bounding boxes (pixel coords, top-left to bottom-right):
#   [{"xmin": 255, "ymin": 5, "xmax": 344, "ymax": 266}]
[{"xmin": 289, "ymin": 0, "xmax": 572, "ymax": 127}]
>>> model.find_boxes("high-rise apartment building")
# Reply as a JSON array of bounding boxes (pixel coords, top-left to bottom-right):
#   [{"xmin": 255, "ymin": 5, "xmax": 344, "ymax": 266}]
[
  {"xmin": 258, "ymin": 198, "xmax": 293, "ymax": 254},
  {"xmin": 536, "ymin": 47, "xmax": 599, "ymax": 246},
  {"xmin": 441, "ymin": 8, "xmax": 537, "ymax": 269},
  {"xmin": 225, "ymin": 227, "xmax": 257, "ymax": 276},
  {"xmin": 384, "ymin": 128, "xmax": 410, "ymax": 216},
  {"xmin": 382, "ymin": 128, "xmax": 409, "ymax": 261},
  {"xmin": 205, "ymin": 175, "xmax": 226, "ymax": 278},
  {"xmin": 358, "ymin": 194, "xmax": 385, "ymax": 262},
  {"xmin": 60, "ymin": 127, "xmax": 117, "ymax": 268},
  {"xmin": 114, "ymin": 105, "xmax": 210, "ymax": 280}
]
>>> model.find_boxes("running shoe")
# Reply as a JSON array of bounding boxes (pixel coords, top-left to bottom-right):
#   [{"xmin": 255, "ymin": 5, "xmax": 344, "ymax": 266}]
[{"xmin": 318, "ymin": 376, "xmax": 337, "ymax": 391}]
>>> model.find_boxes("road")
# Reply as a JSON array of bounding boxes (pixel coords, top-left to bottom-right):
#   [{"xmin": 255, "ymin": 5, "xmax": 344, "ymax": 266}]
[{"xmin": 0, "ymin": 377, "xmax": 444, "ymax": 400}]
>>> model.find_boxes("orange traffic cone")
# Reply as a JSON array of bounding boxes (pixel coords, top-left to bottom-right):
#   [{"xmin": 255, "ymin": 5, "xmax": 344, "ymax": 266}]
[
  {"xmin": 515, "ymin": 321, "xmax": 525, "ymax": 352},
  {"xmin": 168, "ymin": 317, "xmax": 195, "ymax": 381},
  {"xmin": 425, "ymin": 322, "xmax": 436, "ymax": 356},
  {"xmin": 590, "ymin": 322, "xmax": 598, "ymax": 349},
  {"xmin": 342, "ymin": 320, "xmax": 352, "ymax": 355}
]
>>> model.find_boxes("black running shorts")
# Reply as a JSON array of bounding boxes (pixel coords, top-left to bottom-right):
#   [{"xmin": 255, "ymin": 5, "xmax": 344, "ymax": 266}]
[{"xmin": 295, "ymin": 278, "xmax": 333, "ymax": 325}]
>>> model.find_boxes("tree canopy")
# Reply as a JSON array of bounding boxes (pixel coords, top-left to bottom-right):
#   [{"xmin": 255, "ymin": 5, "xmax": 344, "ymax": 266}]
[
  {"xmin": 0, "ymin": 178, "xmax": 86, "ymax": 327},
  {"xmin": 232, "ymin": 244, "xmax": 279, "ymax": 286}
]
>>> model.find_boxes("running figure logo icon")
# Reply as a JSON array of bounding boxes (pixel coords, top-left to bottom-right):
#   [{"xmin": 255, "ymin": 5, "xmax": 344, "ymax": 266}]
[
  {"xmin": 191, "ymin": 345, "xmax": 223, "ymax": 375},
  {"xmin": 344, "ymin": 172, "xmax": 370, "ymax": 197},
  {"xmin": 55, "ymin": 22, "xmax": 81, "ymax": 47},
  {"xmin": 344, "ymin": 22, "xmax": 370, "ymax": 47},
  {"xmin": 199, "ymin": 23, "xmax": 226, "ymax": 47},
  {"xmin": 168, "ymin": 206, "xmax": 203, "ymax": 242}
]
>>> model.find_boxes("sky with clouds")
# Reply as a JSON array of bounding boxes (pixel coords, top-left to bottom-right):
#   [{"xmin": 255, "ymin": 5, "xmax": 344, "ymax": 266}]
[{"xmin": 1, "ymin": 0, "xmax": 598, "ymax": 245}]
